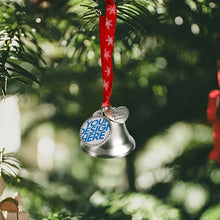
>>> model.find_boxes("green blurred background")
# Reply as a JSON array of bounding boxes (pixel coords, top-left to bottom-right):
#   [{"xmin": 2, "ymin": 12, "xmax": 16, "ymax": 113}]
[{"xmin": 0, "ymin": 0, "xmax": 220, "ymax": 219}]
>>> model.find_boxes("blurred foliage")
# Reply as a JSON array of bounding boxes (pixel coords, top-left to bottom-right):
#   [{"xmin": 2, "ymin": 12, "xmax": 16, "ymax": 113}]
[
  {"xmin": 1, "ymin": 0, "xmax": 220, "ymax": 220},
  {"xmin": 0, "ymin": 148, "xmax": 20, "ymax": 177},
  {"xmin": 0, "ymin": 1, "xmax": 46, "ymax": 94}
]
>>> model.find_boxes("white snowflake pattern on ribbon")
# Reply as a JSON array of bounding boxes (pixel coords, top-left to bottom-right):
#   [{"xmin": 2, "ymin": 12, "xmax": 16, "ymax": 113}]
[
  {"xmin": 104, "ymin": 49, "xmax": 111, "ymax": 60},
  {"xmin": 104, "ymin": 66, "xmax": 111, "ymax": 76},
  {"xmin": 107, "ymin": 5, "xmax": 117, "ymax": 15},
  {"xmin": 105, "ymin": 18, "xmax": 113, "ymax": 30},
  {"xmin": 103, "ymin": 80, "xmax": 109, "ymax": 91},
  {"xmin": 105, "ymin": 35, "xmax": 114, "ymax": 46}
]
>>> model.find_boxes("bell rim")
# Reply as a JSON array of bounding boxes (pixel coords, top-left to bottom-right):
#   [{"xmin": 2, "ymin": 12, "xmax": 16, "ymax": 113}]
[
  {"xmin": 81, "ymin": 145, "xmax": 135, "ymax": 158},
  {"xmin": 80, "ymin": 137, "xmax": 136, "ymax": 158}
]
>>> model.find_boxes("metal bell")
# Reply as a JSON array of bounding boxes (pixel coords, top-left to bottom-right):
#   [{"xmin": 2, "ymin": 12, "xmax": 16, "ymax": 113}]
[{"xmin": 80, "ymin": 107, "xmax": 135, "ymax": 158}]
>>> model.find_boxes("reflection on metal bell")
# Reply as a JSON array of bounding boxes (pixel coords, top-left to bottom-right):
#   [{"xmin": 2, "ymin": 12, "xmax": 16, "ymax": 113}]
[{"xmin": 80, "ymin": 107, "xmax": 135, "ymax": 158}]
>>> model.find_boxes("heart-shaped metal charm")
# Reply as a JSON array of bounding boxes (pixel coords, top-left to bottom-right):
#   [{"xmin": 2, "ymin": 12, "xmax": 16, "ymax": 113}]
[{"xmin": 104, "ymin": 106, "xmax": 129, "ymax": 124}]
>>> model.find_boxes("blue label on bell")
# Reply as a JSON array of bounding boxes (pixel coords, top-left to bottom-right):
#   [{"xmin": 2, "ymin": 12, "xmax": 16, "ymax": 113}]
[{"xmin": 80, "ymin": 116, "xmax": 112, "ymax": 147}]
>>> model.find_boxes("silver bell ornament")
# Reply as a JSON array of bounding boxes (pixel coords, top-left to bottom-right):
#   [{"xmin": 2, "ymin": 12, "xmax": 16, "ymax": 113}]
[
  {"xmin": 80, "ymin": 1, "xmax": 135, "ymax": 158},
  {"xmin": 80, "ymin": 106, "xmax": 135, "ymax": 158}
]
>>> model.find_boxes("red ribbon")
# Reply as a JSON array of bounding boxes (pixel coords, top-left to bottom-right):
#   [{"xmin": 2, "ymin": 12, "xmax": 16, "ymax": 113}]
[
  {"xmin": 207, "ymin": 60, "xmax": 220, "ymax": 163},
  {"xmin": 217, "ymin": 60, "xmax": 220, "ymax": 87},
  {"xmin": 99, "ymin": 0, "xmax": 117, "ymax": 108}
]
